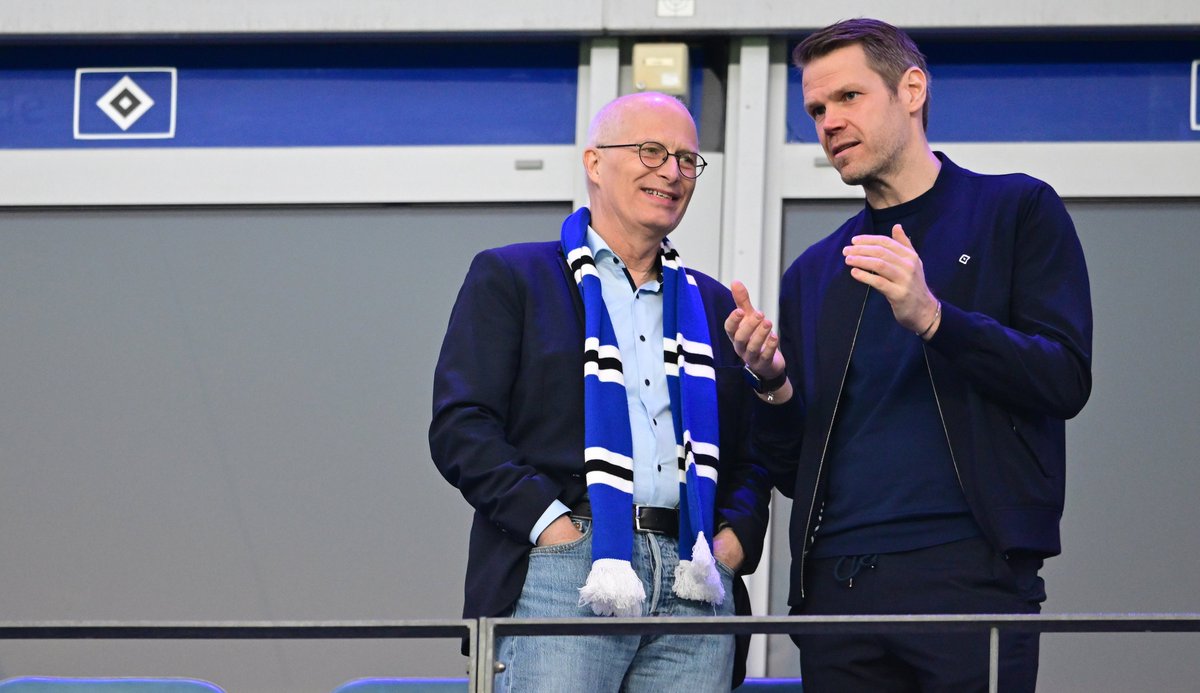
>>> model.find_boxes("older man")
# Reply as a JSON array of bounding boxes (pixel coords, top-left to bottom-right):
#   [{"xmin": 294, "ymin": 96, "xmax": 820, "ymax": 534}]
[
  {"xmin": 431, "ymin": 92, "xmax": 771, "ymax": 692},
  {"xmin": 727, "ymin": 19, "xmax": 1092, "ymax": 692}
]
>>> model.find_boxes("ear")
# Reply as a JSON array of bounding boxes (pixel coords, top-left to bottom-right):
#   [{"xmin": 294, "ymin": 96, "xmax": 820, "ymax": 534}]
[
  {"xmin": 900, "ymin": 66, "xmax": 928, "ymax": 117},
  {"xmin": 583, "ymin": 147, "xmax": 602, "ymax": 185}
]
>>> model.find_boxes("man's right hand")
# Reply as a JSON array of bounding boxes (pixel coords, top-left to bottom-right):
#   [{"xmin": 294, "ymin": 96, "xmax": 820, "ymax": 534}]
[
  {"xmin": 725, "ymin": 281, "xmax": 793, "ymax": 404},
  {"xmin": 535, "ymin": 513, "xmax": 584, "ymax": 547},
  {"xmin": 724, "ymin": 280, "xmax": 786, "ymax": 379}
]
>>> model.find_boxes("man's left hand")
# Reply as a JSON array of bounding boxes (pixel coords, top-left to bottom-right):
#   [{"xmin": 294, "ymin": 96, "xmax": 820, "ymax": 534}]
[
  {"xmin": 713, "ymin": 527, "xmax": 745, "ymax": 573},
  {"xmin": 843, "ymin": 223, "xmax": 939, "ymax": 336}
]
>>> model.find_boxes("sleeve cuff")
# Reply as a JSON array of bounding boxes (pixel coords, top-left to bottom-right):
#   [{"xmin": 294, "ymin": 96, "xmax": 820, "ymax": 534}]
[
  {"xmin": 754, "ymin": 391, "xmax": 803, "ymax": 427},
  {"xmin": 529, "ymin": 499, "xmax": 572, "ymax": 545}
]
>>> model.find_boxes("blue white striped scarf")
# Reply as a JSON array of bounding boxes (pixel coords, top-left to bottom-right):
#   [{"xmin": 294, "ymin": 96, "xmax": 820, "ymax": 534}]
[{"xmin": 562, "ymin": 207, "xmax": 723, "ymax": 617}]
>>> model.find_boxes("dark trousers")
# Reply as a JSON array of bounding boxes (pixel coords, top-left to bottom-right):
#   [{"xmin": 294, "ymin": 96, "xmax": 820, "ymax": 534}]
[{"xmin": 793, "ymin": 537, "xmax": 1046, "ymax": 693}]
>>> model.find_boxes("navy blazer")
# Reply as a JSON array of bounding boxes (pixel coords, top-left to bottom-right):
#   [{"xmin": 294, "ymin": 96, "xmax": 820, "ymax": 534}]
[{"xmin": 430, "ymin": 239, "xmax": 772, "ymax": 623}]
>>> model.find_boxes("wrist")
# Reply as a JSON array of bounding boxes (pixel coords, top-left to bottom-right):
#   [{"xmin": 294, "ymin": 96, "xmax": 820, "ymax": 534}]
[
  {"xmin": 916, "ymin": 299, "xmax": 942, "ymax": 340},
  {"xmin": 742, "ymin": 364, "xmax": 787, "ymax": 394}
]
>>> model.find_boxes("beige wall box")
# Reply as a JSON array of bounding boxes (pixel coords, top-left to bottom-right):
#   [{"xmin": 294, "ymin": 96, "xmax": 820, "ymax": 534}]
[{"xmin": 632, "ymin": 42, "xmax": 690, "ymax": 101}]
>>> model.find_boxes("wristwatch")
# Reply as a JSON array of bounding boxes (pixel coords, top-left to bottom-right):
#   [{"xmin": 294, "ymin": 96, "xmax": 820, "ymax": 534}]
[{"xmin": 742, "ymin": 364, "xmax": 787, "ymax": 395}]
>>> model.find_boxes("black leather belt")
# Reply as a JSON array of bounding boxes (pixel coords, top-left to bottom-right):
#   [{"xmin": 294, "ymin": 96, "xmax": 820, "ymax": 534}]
[{"xmin": 570, "ymin": 499, "xmax": 678, "ymax": 536}]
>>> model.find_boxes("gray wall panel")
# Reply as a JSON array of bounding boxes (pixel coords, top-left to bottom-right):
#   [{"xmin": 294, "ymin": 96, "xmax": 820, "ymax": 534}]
[
  {"xmin": 0, "ymin": 204, "xmax": 569, "ymax": 691},
  {"xmin": 1040, "ymin": 200, "xmax": 1200, "ymax": 692}
]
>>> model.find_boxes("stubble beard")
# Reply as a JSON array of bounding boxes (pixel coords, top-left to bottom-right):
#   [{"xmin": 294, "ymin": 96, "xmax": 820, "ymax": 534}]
[{"xmin": 836, "ymin": 133, "xmax": 906, "ymax": 192}]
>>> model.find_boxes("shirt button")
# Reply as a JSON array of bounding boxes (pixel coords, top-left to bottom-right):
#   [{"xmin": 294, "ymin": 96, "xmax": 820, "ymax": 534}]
[
  {"xmin": 644, "ymin": 379, "xmax": 650, "ymax": 386},
  {"xmin": 657, "ymin": 465, "xmax": 662, "ymax": 472},
  {"xmin": 652, "ymin": 418, "xmax": 657, "ymax": 426},
  {"xmin": 639, "ymin": 335, "xmax": 646, "ymax": 342},
  {"xmin": 612, "ymin": 257, "xmax": 619, "ymax": 264}
]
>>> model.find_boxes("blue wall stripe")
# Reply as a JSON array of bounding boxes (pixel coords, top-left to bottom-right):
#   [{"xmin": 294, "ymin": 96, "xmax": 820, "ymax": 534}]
[
  {"xmin": 6, "ymin": 37, "xmax": 1192, "ymax": 149},
  {"xmin": 0, "ymin": 42, "xmax": 579, "ymax": 148}
]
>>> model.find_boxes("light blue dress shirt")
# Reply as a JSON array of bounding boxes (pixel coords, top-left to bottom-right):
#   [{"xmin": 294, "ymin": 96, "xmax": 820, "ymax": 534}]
[{"xmin": 529, "ymin": 228, "xmax": 680, "ymax": 544}]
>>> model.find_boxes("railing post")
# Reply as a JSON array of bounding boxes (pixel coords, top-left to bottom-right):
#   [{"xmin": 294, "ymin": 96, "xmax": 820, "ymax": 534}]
[
  {"xmin": 477, "ymin": 617, "xmax": 496, "ymax": 693},
  {"xmin": 465, "ymin": 618, "xmax": 478, "ymax": 693},
  {"xmin": 988, "ymin": 625, "xmax": 1000, "ymax": 693}
]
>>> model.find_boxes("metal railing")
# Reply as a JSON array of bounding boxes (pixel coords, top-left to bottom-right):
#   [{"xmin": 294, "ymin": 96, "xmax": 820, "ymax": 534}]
[
  {"xmin": 477, "ymin": 614, "xmax": 1200, "ymax": 693},
  {"xmin": 3, "ymin": 614, "xmax": 1200, "ymax": 693}
]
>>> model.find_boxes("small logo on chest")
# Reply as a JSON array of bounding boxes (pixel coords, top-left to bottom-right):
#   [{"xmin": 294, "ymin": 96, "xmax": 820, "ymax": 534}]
[{"xmin": 958, "ymin": 254, "xmax": 972, "ymax": 265}]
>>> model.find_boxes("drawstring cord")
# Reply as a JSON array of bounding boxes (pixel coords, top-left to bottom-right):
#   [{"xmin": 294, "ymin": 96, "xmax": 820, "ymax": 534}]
[{"xmin": 833, "ymin": 554, "xmax": 879, "ymax": 588}]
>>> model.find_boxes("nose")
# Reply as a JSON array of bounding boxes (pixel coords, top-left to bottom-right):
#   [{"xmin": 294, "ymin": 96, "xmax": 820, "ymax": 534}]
[
  {"xmin": 656, "ymin": 155, "xmax": 682, "ymax": 181},
  {"xmin": 821, "ymin": 108, "xmax": 845, "ymax": 135}
]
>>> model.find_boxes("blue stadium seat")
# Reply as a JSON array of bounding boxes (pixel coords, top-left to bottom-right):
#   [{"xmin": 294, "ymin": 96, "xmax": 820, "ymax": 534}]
[
  {"xmin": 734, "ymin": 677, "xmax": 804, "ymax": 692},
  {"xmin": 329, "ymin": 679, "xmax": 468, "ymax": 693},
  {"xmin": 0, "ymin": 678, "xmax": 225, "ymax": 693}
]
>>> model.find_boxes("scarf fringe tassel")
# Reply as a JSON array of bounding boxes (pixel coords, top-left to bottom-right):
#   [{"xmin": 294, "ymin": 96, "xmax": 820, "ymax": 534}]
[
  {"xmin": 578, "ymin": 558, "xmax": 646, "ymax": 617},
  {"xmin": 672, "ymin": 531, "xmax": 726, "ymax": 604}
]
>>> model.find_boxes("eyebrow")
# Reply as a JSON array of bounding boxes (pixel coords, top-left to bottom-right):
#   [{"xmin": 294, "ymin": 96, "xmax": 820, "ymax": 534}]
[{"xmin": 804, "ymin": 83, "xmax": 867, "ymax": 112}]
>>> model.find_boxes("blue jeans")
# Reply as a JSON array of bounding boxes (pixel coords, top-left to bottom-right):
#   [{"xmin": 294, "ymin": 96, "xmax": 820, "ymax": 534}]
[{"xmin": 495, "ymin": 519, "xmax": 736, "ymax": 693}]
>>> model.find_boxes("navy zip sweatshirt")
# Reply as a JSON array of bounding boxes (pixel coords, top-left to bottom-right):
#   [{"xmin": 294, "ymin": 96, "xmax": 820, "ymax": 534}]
[{"xmin": 757, "ymin": 153, "xmax": 1093, "ymax": 606}]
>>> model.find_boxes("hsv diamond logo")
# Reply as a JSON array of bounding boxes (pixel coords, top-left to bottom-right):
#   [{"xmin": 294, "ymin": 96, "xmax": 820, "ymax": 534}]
[
  {"xmin": 74, "ymin": 68, "xmax": 177, "ymax": 140},
  {"xmin": 97, "ymin": 75, "xmax": 155, "ymax": 130}
]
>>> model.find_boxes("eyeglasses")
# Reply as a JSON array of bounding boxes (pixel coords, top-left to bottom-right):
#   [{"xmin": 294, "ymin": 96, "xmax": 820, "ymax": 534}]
[{"xmin": 595, "ymin": 141, "xmax": 707, "ymax": 179}]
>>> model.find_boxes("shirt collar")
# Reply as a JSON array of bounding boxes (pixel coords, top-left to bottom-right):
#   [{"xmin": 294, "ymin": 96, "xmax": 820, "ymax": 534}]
[
  {"xmin": 586, "ymin": 225, "xmax": 663, "ymax": 292},
  {"xmin": 586, "ymin": 225, "xmax": 617, "ymax": 263}
]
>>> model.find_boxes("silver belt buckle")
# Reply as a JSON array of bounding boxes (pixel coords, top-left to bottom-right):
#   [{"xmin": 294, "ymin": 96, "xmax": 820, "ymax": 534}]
[{"xmin": 633, "ymin": 505, "xmax": 648, "ymax": 532}]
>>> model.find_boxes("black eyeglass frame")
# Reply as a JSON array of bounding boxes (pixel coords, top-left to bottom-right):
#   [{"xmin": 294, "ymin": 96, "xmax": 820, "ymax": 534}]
[{"xmin": 594, "ymin": 141, "xmax": 707, "ymax": 179}]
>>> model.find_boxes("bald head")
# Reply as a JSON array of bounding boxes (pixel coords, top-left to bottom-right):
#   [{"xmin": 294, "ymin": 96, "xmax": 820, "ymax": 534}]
[
  {"xmin": 586, "ymin": 92, "xmax": 696, "ymax": 147},
  {"xmin": 582, "ymin": 91, "xmax": 700, "ymax": 247}
]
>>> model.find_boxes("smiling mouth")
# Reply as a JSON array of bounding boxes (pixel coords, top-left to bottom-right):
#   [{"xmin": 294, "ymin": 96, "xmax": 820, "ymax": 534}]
[{"xmin": 643, "ymin": 188, "xmax": 677, "ymax": 201}]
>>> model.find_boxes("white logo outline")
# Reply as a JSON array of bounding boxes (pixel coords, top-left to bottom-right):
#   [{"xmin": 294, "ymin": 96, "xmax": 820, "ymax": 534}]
[
  {"xmin": 74, "ymin": 67, "xmax": 177, "ymax": 140},
  {"xmin": 1191, "ymin": 60, "xmax": 1199, "ymax": 132}
]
